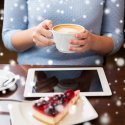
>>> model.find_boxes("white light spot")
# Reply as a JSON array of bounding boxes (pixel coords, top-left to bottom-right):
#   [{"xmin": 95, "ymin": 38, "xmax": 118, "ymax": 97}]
[
  {"xmin": 8, "ymin": 104, "xmax": 13, "ymax": 110},
  {"xmin": 120, "ymin": 20, "xmax": 123, "ymax": 24},
  {"xmin": 69, "ymin": 6, "xmax": 73, "ymax": 10},
  {"xmin": 55, "ymin": 105, "xmax": 64, "ymax": 112},
  {"xmin": 116, "ymin": 4, "xmax": 120, "ymax": 7},
  {"xmin": 83, "ymin": 15, "xmax": 87, "ymax": 19},
  {"xmin": 46, "ymin": 4, "xmax": 50, "ymax": 8},
  {"xmin": 3, "ymin": 65, "xmax": 10, "ymax": 71},
  {"xmin": 116, "ymin": 100, "xmax": 122, "ymax": 107},
  {"xmin": 115, "ymin": 58, "xmax": 125, "ymax": 67},
  {"xmin": 85, "ymin": 0, "xmax": 90, "ymax": 5},
  {"xmin": 69, "ymin": 105, "xmax": 77, "ymax": 114},
  {"xmin": 56, "ymin": 9, "xmax": 60, "ymax": 13},
  {"xmin": 113, "ymin": 91, "xmax": 116, "ymax": 94},
  {"xmin": 10, "ymin": 18, "xmax": 14, "ymax": 22},
  {"xmin": 100, "ymin": 113, "xmax": 110, "ymax": 125},
  {"xmin": 2, "ymin": 90, "xmax": 6, "ymax": 94},
  {"xmin": 0, "ymin": 52, "xmax": 4, "ymax": 56},
  {"xmin": 107, "ymin": 103, "xmax": 111, "ymax": 106},
  {"xmin": 23, "ymin": 16, "xmax": 28, "ymax": 23},
  {"xmin": 36, "ymin": 7, "xmax": 40, "ymax": 11},
  {"xmin": 9, "ymin": 60, "xmax": 16, "ymax": 66},
  {"xmin": 20, "ymin": 5, "xmax": 25, "ymax": 10},
  {"xmin": 14, "ymin": 3, "xmax": 18, "ymax": 7},
  {"xmin": 95, "ymin": 59, "xmax": 101, "ymax": 65},
  {"xmin": 43, "ymin": 9, "xmax": 47, "ymax": 13},
  {"xmin": 61, "ymin": 10, "xmax": 64, "ymax": 14},
  {"xmin": 104, "ymin": 8, "xmax": 110, "ymax": 14},
  {"xmin": 115, "ymin": 111, "xmax": 119, "ymax": 115},
  {"xmin": 111, "ymin": 0, "xmax": 116, "ymax": 3},
  {"xmin": 72, "ymin": 18, "xmax": 76, "ymax": 22},
  {"xmin": 83, "ymin": 122, "xmax": 92, "ymax": 125},
  {"xmin": 115, "ymin": 28, "xmax": 121, "ymax": 34},
  {"xmin": 48, "ymin": 60, "xmax": 53, "ymax": 65},
  {"xmin": 114, "ymin": 80, "xmax": 118, "ymax": 83}
]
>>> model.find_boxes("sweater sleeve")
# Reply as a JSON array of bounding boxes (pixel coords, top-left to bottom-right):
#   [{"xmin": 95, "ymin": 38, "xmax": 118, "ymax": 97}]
[
  {"xmin": 2, "ymin": 0, "xmax": 28, "ymax": 51},
  {"xmin": 101, "ymin": 0, "xmax": 124, "ymax": 54}
]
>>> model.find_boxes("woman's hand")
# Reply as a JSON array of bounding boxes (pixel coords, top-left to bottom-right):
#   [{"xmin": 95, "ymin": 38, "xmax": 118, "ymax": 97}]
[
  {"xmin": 32, "ymin": 20, "xmax": 54, "ymax": 47},
  {"xmin": 69, "ymin": 30, "xmax": 94, "ymax": 53},
  {"xmin": 69, "ymin": 29, "xmax": 114, "ymax": 54}
]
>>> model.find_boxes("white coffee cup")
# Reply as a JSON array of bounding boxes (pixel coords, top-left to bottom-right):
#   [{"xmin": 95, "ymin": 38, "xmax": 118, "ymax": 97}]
[{"xmin": 50, "ymin": 24, "xmax": 85, "ymax": 53}]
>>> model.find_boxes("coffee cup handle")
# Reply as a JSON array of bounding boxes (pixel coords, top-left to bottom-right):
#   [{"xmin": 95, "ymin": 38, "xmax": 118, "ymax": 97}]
[{"xmin": 49, "ymin": 30, "xmax": 55, "ymax": 43}]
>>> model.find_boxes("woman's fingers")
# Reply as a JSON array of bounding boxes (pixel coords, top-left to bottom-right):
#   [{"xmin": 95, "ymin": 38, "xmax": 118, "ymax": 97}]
[
  {"xmin": 33, "ymin": 33, "xmax": 54, "ymax": 47},
  {"xmin": 76, "ymin": 30, "xmax": 89, "ymax": 39},
  {"xmin": 37, "ymin": 27, "xmax": 52, "ymax": 38},
  {"xmin": 42, "ymin": 20, "xmax": 54, "ymax": 30},
  {"xmin": 70, "ymin": 39, "xmax": 86, "ymax": 46},
  {"xmin": 69, "ymin": 45, "xmax": 88, "ymax": 53}
]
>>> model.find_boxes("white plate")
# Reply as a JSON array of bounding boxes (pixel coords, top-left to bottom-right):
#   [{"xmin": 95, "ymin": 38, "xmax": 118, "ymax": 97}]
[
  {"xmin": 0, "ymin": 70, "xmax": 17, "ymax": 91},
  {"xmin": 9, "ymin": 96, "xmax": 98, "ymax": 125}
]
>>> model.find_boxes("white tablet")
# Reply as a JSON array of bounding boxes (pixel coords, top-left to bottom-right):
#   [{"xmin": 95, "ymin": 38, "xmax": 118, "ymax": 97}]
[{"xmin": 24, "ymin": 67, "xmax": 112, "ymax": 97}]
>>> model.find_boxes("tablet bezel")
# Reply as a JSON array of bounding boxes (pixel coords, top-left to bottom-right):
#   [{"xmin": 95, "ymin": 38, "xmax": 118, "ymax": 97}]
[{"xmin": 24, "ymin": 67, "xmax": 112, "ymax": 97}]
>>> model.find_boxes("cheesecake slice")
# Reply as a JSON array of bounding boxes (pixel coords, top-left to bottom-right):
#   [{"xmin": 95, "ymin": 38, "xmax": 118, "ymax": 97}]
[{"xmin": 32, "ymin": 90, "xmax": 80, "ymax": 125}]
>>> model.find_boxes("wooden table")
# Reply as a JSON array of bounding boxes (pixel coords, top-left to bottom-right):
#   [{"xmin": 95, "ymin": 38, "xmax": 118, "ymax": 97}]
[{"xmin": 0, "ymin": 64, "xmax": 125, "ymax": 125}]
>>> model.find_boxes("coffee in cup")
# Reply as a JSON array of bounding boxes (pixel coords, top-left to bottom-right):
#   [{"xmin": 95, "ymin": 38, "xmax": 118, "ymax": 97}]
[{"xmin": 51, "ymin": 24, "xmax": 85, "ymax": 53}]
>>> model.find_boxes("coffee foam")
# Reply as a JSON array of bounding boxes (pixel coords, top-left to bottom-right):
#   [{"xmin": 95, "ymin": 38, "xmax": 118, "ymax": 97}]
[{"xmin": 53, "ymin": 24, "xmax": 84, "ymax": 34}]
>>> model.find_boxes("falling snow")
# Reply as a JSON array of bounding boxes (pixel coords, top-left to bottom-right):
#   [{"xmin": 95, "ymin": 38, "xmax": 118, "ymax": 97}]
[{"xmin": 100, "ymin": 113, "xmax": 110, "ymax": 125}]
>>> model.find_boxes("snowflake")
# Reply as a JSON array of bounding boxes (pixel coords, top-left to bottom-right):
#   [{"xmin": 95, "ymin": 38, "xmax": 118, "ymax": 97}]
[
  {"xmin": 95, "ymin": 59, "xmax": 101, "ymax": 65},
  {"xmin": 60, "ymin": 10, "xmax": 64, "ymax": 14},
  {"xmin": 3, "ymin": 65, "xmax": 10, "ymax": 71},
  {"xmin": 37, "ymin": 16, "xmax": 43, "ymax": 21},
  {"xmin": 2, "ymin": 90, "xmax": 6, "ymax": 94},
  {"xmin": 115, "ymin": 58, "xmax": 125, "ymax": 67},
  {"xmin": 113, "ymin": 91, "xmax": 116, "ymax": 94},
  {"xmin": 85, "ymin": 0, "xmax": 90, "ymax": 5},
  {"xmin": 107, "ymin": 103, "xmax": 111, "ymax": 106},
  {"xmin": 100, "ymin": 1, "xmax": 104, "ymax": 6},
  {"xmin": 104, "ymin": 8, "xmax": 110, "ymax": 15},
  {"xmin": 83, "ymin": 15, "xmax": 87, "ymax": 19},
  {"xmin": 43, "ymin": 9, "xmax": 47, "ymax": 13},
  {"xmin": 69, "ymin": 6, "xmax": 73, "ymax": 10},
  {"xmin": 46, "ymin": 4, "xmax": 50, "ymax": 8},
  {"xmin": 83, "ymin": 122, "xmax": 92, "ymax": 125},
  {"xmin": 20, "ymin": 76, "xmax": 25, "ymax": 86},
  {"xmin": 9, "ymin": 84, "xmax": 17, "ymax": 91},
  {"xmin": 20, "ymin": 5, "xmax": 25, "ymax": 10},
  {"xmin": 100, "ymin": 113, "xmax": 110, "ymax": 125},
  {"xmin": 120, "ymin": 20, "xmax": 123, "ymax": 24},
  {"xmin": 10, "ymin": 18, "xmax": 14, "ymax": 22},
  {"xmin": 115, "ymin": 111, "xmax": 119, "ymax": 115},
  {"xmin": 123, "ymin": 43, "xmax": 125, "ymax": 48},
  {"xmin": 23, "ymin": 16, "xmax": 28, "ymax": 23},
  {"xmin": 116, "ymin": 100, "xmax": 122, "ymax": 107},
  {"xmin": 114, "ymin": 80, "xmax": 118, "ymax": 83},
  {"xmin": 9, "ymin": 59, "xmax": 16, "ymax": 66},
  {"xmin": 36, "ymin": 7, "xmax": 40, "ymax": 11},
  {"xmin": 115, "ymin": 28, "xmax": 121, "ymax": 34},
  {"xmin": 116, "ymin": 4, "xmax": 120, "ymax": 7},
  {"xmin": 48, "ymin": 60, "xmax": 53, "ymax": 65},
  {"xmin": 14, "ymin": 3, "xmax": 18, "ymax": 7},
  {"xmin": 111, "ymin": 0, "xmax": 117, "ymax": 3},
  {"xmin": 59, "ymin": 0, "xmax": 63, "ymax": 4},
  {"xmin": 8, "ymin": 104, "xmax": 13, "ymax": 110},
  {"xmin": 0, "ymin": 52, "xmax": 4, "ymax": 56},
  {"xmin": 72, "ymin": 18, "xmax": 76, "ymax": 22}
]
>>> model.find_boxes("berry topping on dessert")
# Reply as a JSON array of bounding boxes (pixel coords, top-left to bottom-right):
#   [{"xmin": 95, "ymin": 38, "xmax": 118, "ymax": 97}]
[{"xmin": 32, "ymin": 89, "xmax": 80, "ymax": 125}]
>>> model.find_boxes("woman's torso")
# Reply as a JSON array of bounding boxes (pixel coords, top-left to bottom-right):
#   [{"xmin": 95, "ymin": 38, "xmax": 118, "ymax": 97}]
[{"xmin": 18, "ymin": 0, "xmax": 105, "ymax": 65}]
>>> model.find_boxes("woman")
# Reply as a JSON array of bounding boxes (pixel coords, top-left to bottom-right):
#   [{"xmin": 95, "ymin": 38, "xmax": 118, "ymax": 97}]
[{"xmin": 2, "ymin": 0, "xmax": 124, "ymax": 65}]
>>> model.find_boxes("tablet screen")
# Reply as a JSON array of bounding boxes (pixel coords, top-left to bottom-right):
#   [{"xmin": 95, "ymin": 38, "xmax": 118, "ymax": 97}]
[{"xmin": 33, "ymin": 70, "xmax": 103, "ymax": 93}]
